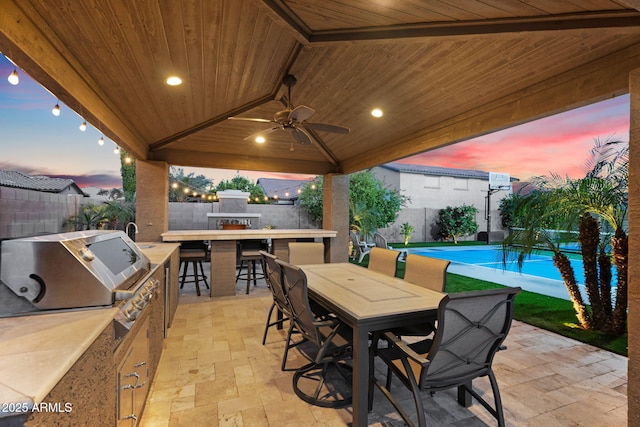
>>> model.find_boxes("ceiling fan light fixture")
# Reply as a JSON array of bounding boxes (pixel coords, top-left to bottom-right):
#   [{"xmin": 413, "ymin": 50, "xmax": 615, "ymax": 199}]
[
  {"xmin": 371, "ymin": 108, "xmax": 383, "ymax": 118},
  {"xmin": 255, "ymin": 136, "xmax": 266, "ymax": 143}
]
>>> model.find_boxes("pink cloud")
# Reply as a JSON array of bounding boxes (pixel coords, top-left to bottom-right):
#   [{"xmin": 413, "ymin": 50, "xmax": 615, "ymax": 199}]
[{"xmin": 401, "ymin": 95, "xmax": 629, "ymax": 180}]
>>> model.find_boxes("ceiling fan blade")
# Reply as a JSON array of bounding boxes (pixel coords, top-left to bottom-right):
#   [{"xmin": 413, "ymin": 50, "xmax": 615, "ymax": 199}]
[
  {"xmin": 289, "ymin": 105, "xmax": 315, "ymax": 122},
  {"xmin": 243, "ymin": 126, "xmax": 280, "ymax": 141},
  {"xmin": 305, "ymin": 122, "xmax": 350, "ymax": 134},
  {"xmin": 289, "ymin": 126, "xmax": 313, "ymax": 145},
  {"xmin": 228, "ymin": 117, "xmax": 274, "ymax": 124}
]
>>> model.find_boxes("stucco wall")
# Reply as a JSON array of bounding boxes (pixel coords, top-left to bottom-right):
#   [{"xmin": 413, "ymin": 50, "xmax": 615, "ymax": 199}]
[
  {"xmin": 0, "ymin": 187, "xmax": 98, "ymax": 239},
  {"xmin": 168, "ymin": 202, "xmax": 318, "ymax": 230}
]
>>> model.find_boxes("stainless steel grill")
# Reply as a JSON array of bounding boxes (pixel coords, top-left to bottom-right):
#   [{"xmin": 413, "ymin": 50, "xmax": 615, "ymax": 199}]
[{"xmin": 0, "ymin": 230, "xmax": 153, "ymax": 320}]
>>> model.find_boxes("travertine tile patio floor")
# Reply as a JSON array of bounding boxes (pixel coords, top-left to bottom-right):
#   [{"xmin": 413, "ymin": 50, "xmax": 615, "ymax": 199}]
[{"xmin": 139, "ymin": 268, "xmax": 627, "ymax": 426}]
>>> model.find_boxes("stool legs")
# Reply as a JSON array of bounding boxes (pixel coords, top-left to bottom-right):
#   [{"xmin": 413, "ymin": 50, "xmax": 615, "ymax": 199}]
[
  {"xmin": 180, "ymin": 259, "xmax": 208, "ymax": 296},
  {"xmin": 236, "ymin": 258, "xmax": 265, "ymax": 294}
]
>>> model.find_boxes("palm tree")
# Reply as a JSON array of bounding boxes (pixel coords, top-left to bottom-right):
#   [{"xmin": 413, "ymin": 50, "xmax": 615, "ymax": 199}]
[
  {"xmin": 349, "ymin": 199, "xmax": 379, "ymax": 243},
  {"xmin": 501, "ymin": 190, "xmax": 592, "ymax": 329},
  {"xmin": 503, "ymin": 138, "xmax": 628, "ymax": 335}
]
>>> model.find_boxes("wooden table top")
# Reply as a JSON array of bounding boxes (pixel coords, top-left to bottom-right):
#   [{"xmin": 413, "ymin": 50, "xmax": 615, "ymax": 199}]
[
  {"xmin": 161, "ymin": 229, "xmax": 338, "ymax": 241},
  {"xmin": 301, "ymin": 263, "xmax": 445, "ymax": 321}
]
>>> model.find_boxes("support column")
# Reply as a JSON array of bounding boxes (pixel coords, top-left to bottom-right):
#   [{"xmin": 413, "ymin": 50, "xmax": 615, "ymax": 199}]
[
  {"xmin": 629, "ymin": 69, "xmax": 640, "ymax": 425},
  {"xmin": 323, "ymin": 173, "xmax": 349, "ymax": 263},
  {"xmin": 136, "ymin": 160, "xmax": 169, "ymax": 242}
]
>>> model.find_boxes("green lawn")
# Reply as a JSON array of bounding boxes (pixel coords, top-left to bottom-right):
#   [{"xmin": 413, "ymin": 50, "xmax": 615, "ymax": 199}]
[{"xmin": 360, "ymin": 241, "xmax": 628, "ymax": 356}]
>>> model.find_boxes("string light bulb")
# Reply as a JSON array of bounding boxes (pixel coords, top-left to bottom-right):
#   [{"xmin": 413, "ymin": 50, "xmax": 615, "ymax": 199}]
[
  {"xmin": 114, "ymin": 146, "xmax": 120, "ymax": 154},
  {"xmin": 51, "ymin": 102, "xmax": 61, "ymax": 116},
  {"xmin": 98, "ymin": 136, "xmax": 104, "ymax": 146},
  {"xmin": 7, "ymin": 69, "xmax": 19, "ymax": 85},
  {"xmin": 79, "ymin": 121, "xmax": 87, "ymax": 131}
]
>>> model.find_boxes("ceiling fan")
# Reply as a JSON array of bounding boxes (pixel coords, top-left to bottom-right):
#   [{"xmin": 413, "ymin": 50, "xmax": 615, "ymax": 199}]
[{"xmin": 228, "ymin": 74, "xmax": 350, "ymax": 147}]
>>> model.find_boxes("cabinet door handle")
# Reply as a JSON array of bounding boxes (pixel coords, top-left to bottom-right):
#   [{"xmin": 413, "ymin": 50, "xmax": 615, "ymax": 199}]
[
  {"xmin": 134, "ymin": 361, "xmax": 147, "ymax": 368},
  {"xmin": 121, "ymin": 384, "xmax": 135, "ymax": 390},
  {"xmin": 125, "ymin": 372, "xmax": 140, "ymax": 379},
  {"xmin": 124, "ymin": 414, "xmax": 137, "ymax": 421},
  {"xmin": 134, "ymin": 381, "xmax": 147, "ymax": 389}
]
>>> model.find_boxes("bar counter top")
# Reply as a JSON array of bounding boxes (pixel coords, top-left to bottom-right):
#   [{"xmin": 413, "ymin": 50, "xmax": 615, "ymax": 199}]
[{"xmin": 161, "ymin": 228, "xmax": 337, "ymax": 241}]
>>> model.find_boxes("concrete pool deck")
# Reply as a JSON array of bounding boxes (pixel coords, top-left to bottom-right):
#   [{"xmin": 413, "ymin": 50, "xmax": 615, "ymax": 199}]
[{"xmin": 406, "ymin": 246, "xmax": 578, "ymax": 301}]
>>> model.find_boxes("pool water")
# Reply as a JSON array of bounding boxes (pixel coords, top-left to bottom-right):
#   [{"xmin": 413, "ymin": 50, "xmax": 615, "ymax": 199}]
[{"xmin": 408, "ymin": 247, "xmax": 590, "ymax": 284}]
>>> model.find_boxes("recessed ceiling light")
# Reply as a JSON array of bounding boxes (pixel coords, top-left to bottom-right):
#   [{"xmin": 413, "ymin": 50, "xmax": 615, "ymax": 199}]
[
  {"xmin": 255, "ymin": 136, "xmax": 266, "ymax": 143},
  {"xmin": 371, "ymin": 108, "xmax": 383, "ymax": 118},
  {"xmin": 166, "ymin": 76, "xmax": 182, "ymax": 86}
]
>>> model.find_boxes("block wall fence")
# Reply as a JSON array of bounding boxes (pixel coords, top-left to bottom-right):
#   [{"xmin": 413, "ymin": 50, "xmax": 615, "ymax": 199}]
[{"xmin": 0, "ymin": 189, "xmax": 506, "ymax": 243}]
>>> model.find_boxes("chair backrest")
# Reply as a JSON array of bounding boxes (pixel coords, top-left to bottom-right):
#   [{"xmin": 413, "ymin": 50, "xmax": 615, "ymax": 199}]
[
  {"xmin": 421, "ymin": 287, "xmax": 521, "ymax": 387},
  {"xmin": 276, "ymin": 259, "xmax": 321, "ymax": 346},
  {"xmin": 349, "ymin": 230, "xmax": 364, "ymax": 259},
  {"xmin": 368, "ymin": 247, "xmax": 400, "ymax": 277},
  {"xmin": 403, "ymin": 254, "xmax": 450, "ymax": 292},
  {"xmin": 373, "ymin": 232, "xmax": 389, "ymax": 249},
  {"xmin": 288, "ymin": 242, "xmax": 325, "ymax": 265},
  {"xmin": 260, "ymin": 250, "xmax": 288, "ymax": 311}
]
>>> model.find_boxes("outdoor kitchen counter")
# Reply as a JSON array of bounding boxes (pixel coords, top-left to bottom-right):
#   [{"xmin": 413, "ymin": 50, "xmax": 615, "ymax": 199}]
[
  {"xmin": 162, "ymin": 229, "xmax": 338, "ymax": 296},
  {"xmin": 0, "ymin": 306, "xmax": 118, "ymax": 418},
  {"xmin": 136, "ymin": 241, "xmax": 180, "ymax": 265}
]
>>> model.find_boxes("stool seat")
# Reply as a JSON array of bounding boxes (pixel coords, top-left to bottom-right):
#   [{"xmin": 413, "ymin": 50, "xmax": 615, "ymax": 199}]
[
  {"xmin": 179, "ymin": 242, "xmax": 210, "ymax": 296},
  {"xmin": 236, "ymin": 240, "xmax": 267, "ymax": 294}
]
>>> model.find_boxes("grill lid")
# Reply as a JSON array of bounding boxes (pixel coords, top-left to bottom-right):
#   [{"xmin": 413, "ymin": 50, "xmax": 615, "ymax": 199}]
[{"xmin": 0, "ymin": 230, "xmax": 150, "ymax": 313}]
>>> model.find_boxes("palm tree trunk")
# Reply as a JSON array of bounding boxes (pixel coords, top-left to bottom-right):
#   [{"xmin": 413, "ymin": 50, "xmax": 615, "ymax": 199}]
[
  {"xmin": 611, "ymin": 230, "xmax": 628, "ymax": 336},
  {"xmin": 578, "ymin": 213, "xmax": 607, "ymax": 330},
  {"xmin": 553, "ymin": 250, "xmax": 592, "ymax": 329},
  {"xmin": 598, "ymin": 247, "xmax": 613, "ymax": 318}
]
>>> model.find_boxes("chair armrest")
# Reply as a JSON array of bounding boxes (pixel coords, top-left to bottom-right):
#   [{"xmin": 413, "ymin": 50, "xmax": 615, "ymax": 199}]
[{"xmin": 382, "ymin": 331, "xmax": 429, "ymax": 365}]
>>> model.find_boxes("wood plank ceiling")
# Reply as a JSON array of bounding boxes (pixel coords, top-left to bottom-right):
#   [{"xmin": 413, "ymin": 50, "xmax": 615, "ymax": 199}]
[{"xmin": 2, "ymin": 0, "xmax": 640, "ymax": 176}]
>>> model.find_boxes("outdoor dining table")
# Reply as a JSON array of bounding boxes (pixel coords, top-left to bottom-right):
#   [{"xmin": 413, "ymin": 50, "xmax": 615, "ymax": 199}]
[
  {"xmin": 161, "ymin": 229, "xmax": 337, "ymax": 297},
  {"xmin": 300, "ymin": 262, "xmax": 446, "ymax": 427}
]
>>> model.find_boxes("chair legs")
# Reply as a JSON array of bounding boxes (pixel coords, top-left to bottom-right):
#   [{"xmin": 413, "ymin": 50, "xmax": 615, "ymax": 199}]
[
  {"xmin": 262, "ymin": 303, "xmax": 289, "ymax": 345},
  {"xmin": 292, "ymin": 360, "xmax": 353, "ymax": 408}
]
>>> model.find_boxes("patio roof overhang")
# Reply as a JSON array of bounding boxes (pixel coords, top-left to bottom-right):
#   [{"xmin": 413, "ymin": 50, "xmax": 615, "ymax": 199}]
[{"xmin": 1, "ymin": 0, "xmax": 639, "ymax": 176}]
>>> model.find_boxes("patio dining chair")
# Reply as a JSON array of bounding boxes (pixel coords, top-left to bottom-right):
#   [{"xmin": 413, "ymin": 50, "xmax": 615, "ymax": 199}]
[
  {"xmin": 391, "ymin": 254, "xmax": 451, "ymax": 337},
  {"xmin": 276, "ymin": 259, "xmax": 353, "ymax": 408},
  {"xmin": 288, "ymin": 242, "xmax": 324, "ymax": 265},
  {"xmin": 369, "ymin": 287, "xmax": 522, "ymax": 427},
  {"xmin": 349, "ymin": 230, "xmax": 371, "ymax": 263},
  {"xmin": 374, "ymin": 232, "xmax": 408, "ymax": 261},
  {"xmin": 368, "ymin": 247, "xmax": 400, "ymax": 277}
]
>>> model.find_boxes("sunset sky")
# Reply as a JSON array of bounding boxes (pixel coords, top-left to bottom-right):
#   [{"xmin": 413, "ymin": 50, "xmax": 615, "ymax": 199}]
[{"xmin": 0, "ymin": 54, "xmax": 630, "ymax": 189}]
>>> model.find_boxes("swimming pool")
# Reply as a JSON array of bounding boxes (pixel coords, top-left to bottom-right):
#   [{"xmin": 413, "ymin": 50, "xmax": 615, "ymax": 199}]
[{"xmin": 407, "ymin": 245, "xmax": 616, "ymax": 301}]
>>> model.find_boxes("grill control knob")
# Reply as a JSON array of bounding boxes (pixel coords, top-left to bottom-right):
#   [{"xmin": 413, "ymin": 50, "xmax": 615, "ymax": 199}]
[
  {"xmin": 123, "ymin": 306, "xmax": 139, "ymax": 321},
  {"xmin": 132, "ymin": 296, "xmax": 147, "ymax": 310}
]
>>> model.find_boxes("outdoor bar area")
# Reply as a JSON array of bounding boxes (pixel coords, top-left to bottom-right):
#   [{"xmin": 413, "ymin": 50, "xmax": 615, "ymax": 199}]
[{"xmin": 0, "ymin": 1, "xmax": 638, "ymax": 426}]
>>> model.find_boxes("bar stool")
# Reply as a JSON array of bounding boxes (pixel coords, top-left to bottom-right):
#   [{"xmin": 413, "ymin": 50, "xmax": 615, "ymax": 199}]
[
  {"xmin": 179, "ymin": 241, "xmax": 210, "ymax": 296},
  {"xmin": 236, "ymin": 240, "xmax": 267, "ymax": 294}
]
